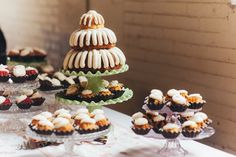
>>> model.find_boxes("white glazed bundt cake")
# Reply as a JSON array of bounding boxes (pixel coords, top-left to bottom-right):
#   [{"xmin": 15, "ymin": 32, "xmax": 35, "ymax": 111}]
[{"xmin": 63, "ymin": 10, "xmax": 126, "ymax": 73}]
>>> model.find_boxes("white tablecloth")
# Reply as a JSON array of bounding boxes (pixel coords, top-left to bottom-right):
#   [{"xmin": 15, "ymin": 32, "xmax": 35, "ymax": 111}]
[{"xmin": 0, "ymin": 107, "xmax": 235, "ymax": 157}]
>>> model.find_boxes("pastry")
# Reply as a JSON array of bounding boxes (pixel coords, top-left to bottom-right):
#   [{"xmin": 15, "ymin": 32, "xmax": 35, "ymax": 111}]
[
  {"xmin": 178, "ymin": 112, "xmax": 194, "ymax": 123},
  {"xmin": 145, "ymin": 110, "xmax": 160, "ymax": 120},
  {"xmin": 29, "ymin": 114, "xmax": 48, "ymax": 131},
  {"xmin": 187, "ymin": 93, "xmax": 206, "ymax": 109},
  {"xmin": 62, "ymin": 77, "xmax": 75, "ymax": 88},
  {"xmin": 90, "ymin": 109, "xmax": 105, "ymax": 117},
  {"xmin": 161, "ymin": 123, "xmax": 181, "ymax": 139},
  {"xmin": 74, "ymin": 113, "xmax": 90, "ymax": 126},
  {"xmin": 11, "ymin": 65, "xmax": 26, "ymax": 83},
  {"xmin": 26, "ymin": 66, "xmax": 38, "ymax": 81},
  {"xmin": 80, "ymin": 89, "xmax": 96, "ymax": 102},
  {"xmin": 40, "ymin": 111, "xmax": 53, "ymax": 120},
  {"xmin": 30, "ymin": 91, "xmax": 45, "ymax": 106},
  {"xmin": 39, "ymin": 76, "xmax": 63, "ymax": 91},
  {"xmin": 190, "ymin": 115, "xmax": 206, "ymax": 128},
  {"xmin": 0, "ymin": 96, "xmax": 12, "ymax": 110},
  {"xmin": 146, "ymin": 93, "xmax": 165, "ymax": 110},
  {"xmin": 53, "ymin": 117, "xmax": 74, "ymax": 135},
  {"xmin": 152, "ymin": 114, "xmax": 167, "ymax": 134},
  {"xmin": 34, "ymin": 120, "xmax": 54, "ymax": 135},
  {"xmin": 194, "ymin": 112, "xmax": 212, "ymax": 126},
  {"xmin": 63, "ymin": 10, "xmax": 126, "ymax": 73},
  {"xmin": 166, "ymin": 89, "xmax": 180, "ymax": 101},
  {"xmin": 16, "ymin": 95, "xmax": 33, "ymax": 109},
  {"xmin": 169, "ymin": 94, "xmax": 189, "ymax": 112},
  {"xmin": 0, "ymin": 64, "xmax": 9, "ymax": 82},
  {"xmin": 182, "ymin": 120, "xmax": 201, "ymax": 137},
  {"xmin": 54, "ymin": 108, "xmax": 70, "ymax": 117},
  {"xmin": 132, "ymin": 117, "xmax": 152, "ymax": 135},
  {"xmin": 108, "ymin": 80, "xmax": 125, "ymax": 98},
  {"xmin": 94, "ymin": 114, "xmax": 110, "ymax": 131},
  {"xmin": 97, "ymin": 88, "xmax": 114, "ymax": 101},
  {"xmin": 76, "ymin": 117, "xmax": 99, "ymax": 134}
]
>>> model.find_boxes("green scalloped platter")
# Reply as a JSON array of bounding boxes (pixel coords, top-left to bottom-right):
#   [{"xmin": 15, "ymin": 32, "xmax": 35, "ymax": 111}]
[
  {"xmin": 55, "ymin": 88, "xmax": 133, "ymax": 107},
  {"xmin": 61, "ymin": 64, "xmax": 129, "ymax": 77}
]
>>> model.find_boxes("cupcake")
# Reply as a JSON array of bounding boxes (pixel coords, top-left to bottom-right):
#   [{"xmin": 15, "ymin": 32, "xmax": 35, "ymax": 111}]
[
  {"xmin": 178, "ymin": 112, "xmax": 194, "ymax": 123},
  {"xmin": 108, "ymin": 80, "xmax": 125, "ymax": 98},
  {"xmin": 94, "ymin": 114, "xmax": 110, "ymax": 131},
  {"xmin": 98, "ymin": 89, "xmax": 114, "ymax": 101},
  {"xmin": 146, "ymin": 93, "xmax": 165, "ymax": 110},
  {"xmin": 26, "ymin": 67, "xmax": 38, "ymax": 81},
  {"xmin": 194, "ymin": 112, "xmax": 212, "ymax": 126},
  {"xmin": 132, "ymin": 117, "xmax": 152, "ymax": 135},
  {"xmin": 73, "ymin": 113, "xmax": 90, "ymax": 126},
  {"xmin": 152, "ymin": 114, "xmax": 167, "ymax": 134},
  {"xmin": 29, "ymin": 114, "xmax": 48, "ymax": 130},
  {"xmin": 0, "ymin": 96, "xmax": 12, "ymax": 110},
  {"xmin": 53, "ymin": 117, "xmax": 74, "ymax": 135},
  {"xmin": 169, "ymin": 94, "xmax": 189, "ymax": 112},
  {"xmin": 35, "ymin": 120, "xmax": 54, "ymax": 135},
  {"xmin": 179, "ymin": 89, "xmax": 188, "ymax": 98},
  {"xmin": 161, "ymin": 123, "xmax": 181, "ymax": 139},
  {"xmin": 16, "ymin": 95, "xmax": 33, "ymax": 109},
  {"xmin": 166, "ymin": 89, "xmax": 180, "ymax": 101},
  {"xmin": 182, "ymin": 120, "xmax": 201, "ymax": 138},
  {"xmin": 76, "ymin": 117, "xmax": 99, "ymax": 134},
  {"xmin": 30, "ymin": 91, "xmax": 45, "ymax": 106},
  {"xmin": 11, "ymin": 65, "xmax": 26, "ymax": 83},
  {"xmin": 0, "ymin": 65, "xmax": 9, "ymax": 82},
  {"xmin": 64, "ymin": 84, "xmax": 80, "ymax": 100},
  {"xmin": 80, "ymin": 89, "xmax": 96, "ymax": 102},
  {"xmin": 73, "ymin": 108, "xmax": 89, "ymax": 118},
  {"xmin": 187, "ymin": 94, "xmax": 206, "ymax": 109},
  {"xmin": 53, "ymin": 72, "xmax": 67, "ymax": 82},
  {"xmin": 190, "ymin": 115, "xmax": 206, "ymax": 129},
  {"xmin": 39, "ymin": 77, "xmax": 62, "ymax": 91}
]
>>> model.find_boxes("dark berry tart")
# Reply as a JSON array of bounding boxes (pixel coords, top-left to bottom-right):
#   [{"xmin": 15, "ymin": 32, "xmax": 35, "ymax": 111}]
[
  {"xmin": 11, "ymin": 65, "xmax": 27, "ymax": 83},
  {"xmin": 26, "ymin": 66, "xmax": 39, "ymax": 81},
  {"xmin": 0, "ymin": 65, "xmax": 10, "ymax": 82},
  {"xmin": 0, "ymin": 96, "xmax": 12, "ymax": 110},
  {"xmin": 16, "ymin": 95, "xmax": 33, "ymax": 109}
]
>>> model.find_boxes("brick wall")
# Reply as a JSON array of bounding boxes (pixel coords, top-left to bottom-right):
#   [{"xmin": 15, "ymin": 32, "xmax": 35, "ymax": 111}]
[
  {"xmin": 91, "ymin": 0, "xmax": 236, "ymax": 153},
  {"xmin": 1, "ymin": 0, "xmax": 236, "ymax": 153}
]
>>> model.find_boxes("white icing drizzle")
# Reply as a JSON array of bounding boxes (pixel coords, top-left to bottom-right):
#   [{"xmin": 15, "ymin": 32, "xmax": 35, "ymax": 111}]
[
  {"xmin": 32, "ymin": 115, "xmax": 47, "ymax": 121},
  {"xmin": 74, "ymin": 52, "xmax": 82, "ymax": 69},
  {"xmin": 63, "ymin": 50, "xmax": 74, "ymax": 70},
  {"xmin": 182, "ymin": 120, "xmax": 198, "ymax": 128},
  {"xmin": 167, "ymin": 89, "xmax": 180, "ymax": 97},
  {"xmin": 134, "ymin": 118, "xmax": 148, "ymax": 125},
  {"xmin": 68, "ymin": 51, "xmax": 77, "ymax": 69},
  {"xmin": 40, "ymin": 112, "xmax": 53, "ymax": 119},
  {"xmin": 172, "ymin": 94, "xmax": 187, "ymax": 105},
  {"xmin": 94, "ymin": 114, "xmax": 106, "ymax": 121},
  {"xmin": 150, "ymin": 89, "xmax": 163, "ymax": 96},
  {"xmin": 75, "ymin": 113, "xmax": 90, "ymax": 120},
  {"xmin": 80, "ymin": 51, "xmax": 88, "ymax": 68},
  {"xmin": 54, "ymin": 108, "xmax": 70, "ymax": 116},
  {"xmin": 153, "ymin": 115, "xmax": 165, "ymax": 122},
  {"xmin": 53, "ymin": 117, "xmax": 70, "ymax": 128},
  {"xmin": 132, "ymin": 112, "xmax": 144, "ymax": 120},
  {"xmin": 82, "ymin": 89, "xmax": 92, "ymax": 95},
  {"xmin": 65, "ymin": 77, "xmax": 75, "ymax": 85},
  {"xmin": 38, "ymin": 120, "xmax": 54, "ymax": 127},
  {"xmin": 81, "ymin": 117, "xmax": 96, "ymax": 124},
  {"xmin": 80, "ymin": 10, "xmax": 105, "ymax": 27},
  {"xmin": 0, "ymin": 96, "xmax": 6, "ymax": 104},
  {"xmin": 13, "ymin": 65, "xmax": 26, "ymax": 77},
  {"xmin": 163, "ymin": 123, "xmax": 180, "ymax": 130}
]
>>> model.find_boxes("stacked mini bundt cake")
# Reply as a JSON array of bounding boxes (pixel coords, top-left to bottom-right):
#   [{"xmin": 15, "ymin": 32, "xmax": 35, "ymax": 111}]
[{"xmin": 63, "ymin": 10, "xmax": 126, "ymax": 73}]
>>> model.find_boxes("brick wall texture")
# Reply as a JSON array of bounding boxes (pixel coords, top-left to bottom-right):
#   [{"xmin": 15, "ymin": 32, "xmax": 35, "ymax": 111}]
[{"xmin": 1, "ymin": 0, "xmax": 236, "ymax": 153}]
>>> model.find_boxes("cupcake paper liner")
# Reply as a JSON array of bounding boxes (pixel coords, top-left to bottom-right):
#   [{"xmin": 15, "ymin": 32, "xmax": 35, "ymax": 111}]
[
  {"xmin": 98, "ymin": 124, "xmax": 110, "ymax": 131},
  {"xmin": 169, "ymin": 102, "xmax": 188, "ymax": 112},
  {"xmin": 0, "ymin": 104, "xmax": 12, "ymax": 110},
  {"xmin": 182, "ymin": 130, "xmax": 201, "ymax": 138},
  {"xmin": 132, "ymin": 127, "xmax": 151, "ymax": 135},
  {"xmin": 16, "ymin": 102, "xmax": 32, "ymax": 109},
  {"xmin": 11, "ymin": 76, "xmax": 26, "ymax": 83},
  {"xmin": 162, "ymin": 130, "xmax": 180, "ymax": 139},
  {"xmin": 147, "ymin": 102, "xmax": 165, "ymax": 110},
  {"xmin": 111, "ymin": 90, "xmax": 125, "ymax": 99},
  {"xmin": 76, "ymin": 128, "xmax": 98, "ymax": 134},
  {"xmin": 188, "ymin": 102, "xmax": 204, "ymax": 109},
  {"xmin": 98, "ymin": 94, "xmax": 114, "ymax": 101},
  {"xmin": 26, "ymin": 74, "xmax": 38, "ymax": 81},
  {"xmin": 35, "ymin": 129, "xmax": 53, "ymax": 135},
  {"xmin": 32, "ymin": 98, "xmax": 45, "ymax": 106},
  {"xmin": 0, "ymin": 76, "xmax": 9, "ymax": 82},
  {"xmin": 54, "ymin": 130, "xmax": 74, "ymax": 136}
]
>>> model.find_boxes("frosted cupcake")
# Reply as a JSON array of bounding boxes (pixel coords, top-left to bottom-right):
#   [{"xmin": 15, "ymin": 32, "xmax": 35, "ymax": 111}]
[
  {"xmin": 80, "ymin": 89, "xmax": 96, "ymax": 102},
  {"xmin": 169, "ymin": 94, "xmax": 189, "ymax": 112},
  {"xmin": 94, "ymin": 114, "xmax": 110, "ymax": 131},
  {"xmin": 76, "ymin": 117, "xmax": 99, "ymax": 134},
  {"xmin": 53, "ymin": 117, "xmax": 74, "ymax": 135},
  {"xmin": 132, "ymin": 117, "xmax": 152, "ymax": 135},
  {"xmin": 187, "ymin": 94, "xmax": 206, "ymax": 109},
  {"xmin": 0, "ymin": 65, "xmax": 9, "ymax": 82},
  {"xmin": 0, "ymin": 96, "xmax": 12, "ymax": 110},
  {"xmin": 152, "ymin": 114, "xmax": 167, "ymax": 134},
  {"xmin": 40, "ymin": 111, "xmax": 53, "ymax": 121},
  {"xmin": 30, "ymin": 91, "xmax": 45, "ymax": 106},
  {"xmin": 182, "ymin": 120, "xmax": 201, "ymax": 138},
  {"xmin": 90, "ymin": 109, "xmax": 105, "ymax": 118},
  {"xmin": 11, "ymin": 65, "xmax": 26, "ymax": 83},
  {"xmin": 190, "ymin": 115, "xmax": 206, "ymax": 128},
  {"xmin": 161, "ymin": 123, "xmax": 181, "ymax": 139},
  {"xmin": 26, "ymin": 66, "xmax": 38, "ymax": 81},
  {"xmin": 54, "ymin": 108, "xmax": 70, "ymax": 117},
  {"xmin": 108, "ymin": 80, "xmax": 125, "ymax": 98},
  {"xmin": 166, "ymin": 89, "xmax": 180, "ymax": 101},
  {"xmin": 150, "ymin": 89, "xmax": 163, "ymax": 96},
  {"xmin": 179, "ymin": 89, "xmax": 188, "ymax": 98},
  {"xmin": 29, "ymin": 114, "xmax": 48, "ymax": 130},
  {"xmin": 147, "ymin": 93, "xmax": 165, "ymax": 110},
  {"xmin": 132, "ymin": 112, "xmax": 145, "ymax": 122},
  {"xmin": 194, "ymin": 112, "xmax": 212, "ymax": 126},
  {"xmin": 178, "ymin": 112, "xmax": 194, "ymax": 123},
  {"xmin": 35, "ymin": 120, "xmax": 54, "ymax": 135},
  {"xmin": 74, "ymin": 113, "xmax": 90, "ymax": 126},
  {"xmin": 73, "ymin": 108, "xmax": 89, "ymax": 118}
]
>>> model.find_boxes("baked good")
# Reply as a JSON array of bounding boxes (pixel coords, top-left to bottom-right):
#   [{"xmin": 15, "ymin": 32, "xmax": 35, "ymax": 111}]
[
  {"xmin": 74, "ymin": 113, "xmax": 90, "ymax": 126},
  {"xmin": 38, "ymin": 76, "xmax": 63, "ymax": 91},
  {"xmin": 64, "ymin": 84, "xmax": 80, "ymax": 100},
  {"xmin": 145, "ymin": 110, "xmax": 160, "ymax": 120},
  {"xmin": 166, "ymin": 89, "xmax": 180, "ymax": 101},
  {"xmin": 39, "ymin": 111, "xmax": 53, "ymax": 120},
  {"xmin": 108, "ymin": 80, "xmax": 125, "ymax": 98},
  {"xmin": 179, "ymin": 89, "xmax": 188, "ymax": 98},
  {"xmin": 54, "ymin": 108, "xmax": 70, "ymax": 117},
  {"xmin": 80, "ymin": 89, "xmax": 96, "ymax": 102},
  {"xmin": 30, "ymin": 91, "xmax": 45, "ymax": 106},
  {"xmin": 152, "ymin": 114, "xmax": 167, "ymax": 134},
  {"xmin": 132, "ymin": 117, "xmax": 152, "ymax": 135},
  {"xmin": 94, "ymin": 114, "xmax": 110, "ymax": 131},
  {"xmin": 187, "ymin": 93, "xmax": 206, "ymax": 109},
  {"xmin": 63, "ymin": 10, "xmax": 126, "ymax": 73},
  {"xmin": 26, "ymin": 66, "xmax": 38, "ymax": 81},
  {"xmin": 16, "ymin": 95, "xmax": 33, "ymax": 109},
  {"xmin": 169, "ymin": 94, "xmax": 189, "ymax": 112},
  {"xmin": 194, "ymin": 112, "xmax": 212, "ymax": 126},
  {"xmin": 52, "ymin": 117, "xmax": 74, "ymax": 135},
  {"xmin": 190, "ymin": 115, "xmax": 206, "ymax": 128},
  {"xmin": 90, "ymin": 109, "xmax": 105, "ymax": 117},
  {"xmin": 98, "ymin": 88, "xmax": 114, "ymax": 101},
  {"xmin": 178, "ymin": 112, "xmax": 194, "ymax": 123},
  {"xmin": 182, "ymin": 120, "xmax": 201, "ymax": 137},
  {"xmin": 0, "ymin": 64, "xmax": 9, "ymax": 82},
  {"xmin": 161, "ymin": 123, "xmax": 181, "ymax": 139},
  {"xmin": 29, "ymin": 114, "xmax": 48, "ymax": 131},
  {"xmin": 146, "ymin": 93, "xmax": 165, "ymax": 110},
  {"xmin": 34, "ymin": 120, "xmax": 54, "ymax": 135},
  {"xmin": 150, "ymin": 89, "xmax": 163, "ymax": 96},
  {"xmin": 0, "ymin": 96, "xmax": 12, "ymax": 110},
  {"xmin": 11, "ymin": 65, "xmax": 27, "ymax": 83},
  {"xmin": 76, "ymin": 117, "xmax": 99, "ymax": 134}
]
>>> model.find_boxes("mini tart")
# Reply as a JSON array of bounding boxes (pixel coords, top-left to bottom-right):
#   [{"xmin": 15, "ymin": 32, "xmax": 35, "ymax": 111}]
[
  {"xmin": 73, "ymin": 113, "xmax": 90, "ymax": 126},
  {"xmin": 187, "ymin": 94, "xmax": 206, "ymax": 109},
  {"xmin": 53, "ymin": 117, "xmax": 74, "ymax": 135},
  {"xmin": 0, "ymin": 96, "xmax": 12, "ymax": 110},
  {"xmin": 152, "ymin": 115, "xmax": 167, "ymax": 134},
  {"xmin": 11, "ymin": 65, "xmax": 26, "ymax": 83},
  {"xmin": 161, "ymin": 123, "xmax": 181, "ymax": 139},
  {"xmin": 108, "ymin": 80, "xmax": 125, "ymax": 98},
  {"xmin": 29, "ymin": 114, "xmax": 48, "ymax": 130},
  {"xmin": 178, "ymin": 112, "xmax": 194, "ymax": 124},
  {"xmin": 194, "ymin": 112, "xmax": 212, "ymax": 126},
  {"xmin": 80, "ymin": 89, "xmax": 96, "ymax": 102},
  {"xmin": 145, "ymin": 110, "xmax": 160, "ymax": 120},
  {"xmin": 35, "ymin": 120, "xmax": 54, "ymax": 135},
  {"xmin": 76, "ymin": 118, "xmax": 99, "ymax": 134},
  {"xmin": 166, "ymin": 89, "xmax": 180, "ymax": 101},
  {"xmin": 26, "ymin": 66, "xmax": 38, "ymax": 81},
  {"xmin": 64, "ymin": 84, "xmax": 80, "ymax": 100},
  {"xmin": 147, "ymin": 93, "xmax": 165, "ymax": 110},
  {"xmin": 182, "ymin": 120, "xmax": 201, "ymax": 138},
  {"xmin": 98, "ymin": 89, "xmax": 114, "ymax": 101},
  {"xmin": 30, "ymin": 91, "xmax": 45, "ymax": 106},
  {"xmin": 132, "ymin": 118, "xmax": 152, "ymax": 135},
  {"xmin": 16, "ymin": 95, "xmax": 33, "ymax": 109},
  {"xmin": 94, "ymin": 114, "xmax": 110, "ymax": 131},
  {"xmin": 57, "ymin": 112, "xmax": 73, "ymax": 124},
  {"xmin": 0, "ymin": 65, "xmax": 9, "ymax": 82},
  {"xmin": 170, "ymin": 94, "xmax": 189, "ymax": 112}
]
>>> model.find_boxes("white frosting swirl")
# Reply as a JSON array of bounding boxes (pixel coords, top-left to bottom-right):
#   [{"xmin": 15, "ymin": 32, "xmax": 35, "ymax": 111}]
[
  {"xmin": 134, "ymin": 118, "xmax": 148, "ymax": 125},
  {"xmin": 54, "ymin": 108, "xmax": 70, "ymax": 116},
  {"xmin": 153, "ymin": 115, "xmax": 165, "ymax": 122},
  {"xmin": 80, "ymin": 10, "xmax": 105, "ymax": 27},
  {"xmin": 57, "ymin": 112, "xmax": 72, "ymax": 119},
  {"xmin": 94, "ymin": 114, "xmax": 106, "ymax": 121},
  {"xmin": 190, "ymin": 115, "xmax": 204, "ymax": 123},
  {"xmin": 13, "ymin": 65, "xmax": 26, "ymax": 77},
  {"xmin": 53, "ymin": 117, "xmax": 70, "ymax": 128},
  {"xmin": 180, "ymin": 112, "xmax": 194, "ymax": 118},
  {"xmin": 32, "ymin": 115, "xmax": 47, "ymax": 121},
  {"xmin": 65, "ymin": 77, "xmax": 75, "ymax": 85},
  {"xmin": 149, "ymin": 93, "xmax": 163, "ymax": 102},
  {"xmin": 172, "ymin": 94, "xmax": 187, "ymax": 105},
  {"xmin": 150, "ymin": 89, "xmax": 163, "ymax": 96},
  {"xmin": 194, "ymin": 112, "xmax": 208, "ymax": 120},
  {"xmin": 54, "ymin": 72, "xmax": 66, "ymax": 81},
  {"xmin": 40, "ymin": 112, "xmax": 53, "ymax": 119},
  {"xmin": 167, "ymin": 89, "xmax": 180, "ymax": 97},
  {"xmin": 51, "ymin": 78, "xmax": 61, "ymax": 86},
  {"xmin": 38, "ymin": 120, "xmax": 54, "ymax": 127},
  {"xmin": 75, "ymin": 113, "xmax": 90, "ymax": 120},
  {"xmin": 76, "ymin": 108, "xmax": 89, "ymax": 114},
  {"xmin": 132, "ymin": 112, "xmax": 144, "ymax": 120},
  {"xmin": 81, "ymin": 117, "xmax": 96, "ymax": 124}
]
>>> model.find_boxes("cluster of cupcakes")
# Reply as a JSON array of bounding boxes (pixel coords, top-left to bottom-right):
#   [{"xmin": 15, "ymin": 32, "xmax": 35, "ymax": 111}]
[
  {"xmin": 38, "ymin": 72, "xmax": 83, "ymax": 91},
  {"xmin": 0, "ymin": 64, "xmax": 39, "ymax": 83},
  {"xmin": 131, "ymin": 111, "xmax": 212, "ymax": 138},
  {"xmin": 0, "ymin": 89, "xmax": 45, "ymax": 110},
  {"xmin": 145, "ymin": 89, "xmax": 206, "ymax": 112},
  {"xmin": 58, "ymin": 80, "xmax": 125, "ymax": 103},
  {"xmin": 29, "ymin": 108, "xmax": 110, "ymax": 136}
]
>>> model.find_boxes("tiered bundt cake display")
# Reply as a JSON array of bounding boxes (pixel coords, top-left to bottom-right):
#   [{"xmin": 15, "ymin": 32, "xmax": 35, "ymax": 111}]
[
  {"xmin": 62, "ymin": 10, "xmax": 127, "ymax": 74},
  {"xmin": 57, "ymin": 10, "xmax": 132, "ymax": 110}
]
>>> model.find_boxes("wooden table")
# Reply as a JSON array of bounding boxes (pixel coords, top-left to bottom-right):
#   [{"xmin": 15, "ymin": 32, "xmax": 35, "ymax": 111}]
[{"xmin": 0, "ymin": 107, "xmax": 235, "ymax": 157}]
